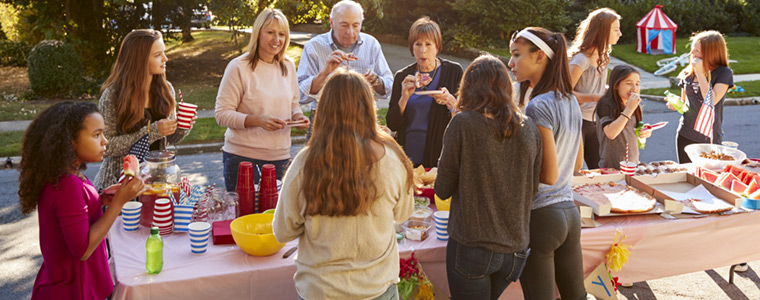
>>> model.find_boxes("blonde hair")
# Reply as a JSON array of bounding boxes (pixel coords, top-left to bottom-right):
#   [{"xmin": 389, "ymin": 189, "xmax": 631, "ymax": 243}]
[
  {"xmin": 302, "ymin": 69, "xmax": 414, "ymax": 216},
  {"xmin": 568, "ymin": 8, "xmax": 621, "ymax": 73},
  {"xmin": 408, "ymin": 16, "xmax": 442, "ymax": 56},
  {"xmin": 245, "ymin": 8, "xmax": 290, "ymax": 76},
  {"xmin": 679, "ymin": 30, "xmax": 729, "ymax": 80},
  {"xmin": 101, "ymin": 29, "xmax": 175, "ymax": 134}
]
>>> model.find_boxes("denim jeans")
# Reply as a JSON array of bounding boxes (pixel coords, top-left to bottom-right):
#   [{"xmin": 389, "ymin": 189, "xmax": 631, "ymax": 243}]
[
  {"xmin": 446, "ymin": 238, "xmax": 530, "ymax": 300},
  {"xmin": 222, "ymin": 151, "xmax": 289, "ymax": 192},
  {"xmin": 297, "ymin": 284, "xmax": 398, "ymax": 300}
]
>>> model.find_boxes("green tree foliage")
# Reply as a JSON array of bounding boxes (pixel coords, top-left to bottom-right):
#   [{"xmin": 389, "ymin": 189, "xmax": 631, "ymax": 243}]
[
  {"xmin": 275, "ymin": 0, "xmax": 330, "ymax": 25},
  {"xmin": 27, "ymin": 40, "xmax": 83, "ymax": 97},
  {"xmin": 0, "ymin": 40, "xmax": 31, "ymax": 66}
]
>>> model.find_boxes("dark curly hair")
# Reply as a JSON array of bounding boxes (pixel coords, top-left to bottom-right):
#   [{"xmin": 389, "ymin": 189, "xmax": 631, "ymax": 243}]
[{"xmin": 18, "ymin": 101, "xmax": 100, "ymax": 214}]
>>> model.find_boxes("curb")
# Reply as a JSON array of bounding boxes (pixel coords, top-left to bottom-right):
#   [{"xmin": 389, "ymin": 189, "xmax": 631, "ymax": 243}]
[
  {"xmin": 3, "ymin": 136, "xmax": 308, "ymax": 168},
  {"xmin": 641, "ymin": 94, "xmax": 760, "ymax": 106}
]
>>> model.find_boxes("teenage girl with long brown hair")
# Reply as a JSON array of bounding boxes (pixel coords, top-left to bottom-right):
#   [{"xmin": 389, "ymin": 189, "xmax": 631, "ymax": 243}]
[
  {"xmin": 568, "ymin": 8, "xmax": 622, "ymax": 169},
  {"xmin": 273, "ymin": 69, "xmax": 414, "ymax": 299},
  {"xmin": 94, "ymin": 29, "xmax": 192, "ymax": 190},
  {"xmin": 435, "ymin": 55, "xmax": 542, "ymax": 299},
  {"xmin": 509, "ymin": 27, "xmax": 586, "ymax": 299},
  {"xmin": 669, "ymin": 30, "xmax": 733, "ymax": 163}
]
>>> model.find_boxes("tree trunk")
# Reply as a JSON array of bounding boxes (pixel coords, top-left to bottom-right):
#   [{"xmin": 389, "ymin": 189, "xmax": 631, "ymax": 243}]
[{"xmin": 182, "ymin": 25, "xmax": 194, "ymax": 42}]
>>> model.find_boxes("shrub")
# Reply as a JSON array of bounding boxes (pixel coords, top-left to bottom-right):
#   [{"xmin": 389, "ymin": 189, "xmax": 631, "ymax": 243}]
[
  {"xmin": 0, "ymin": 40, "xmax": 30, "ymax": 66},
  {"xmin": 450, "ymin": 0, "xmax": 572, "ymax": 49},
  {"xmin": 739, "ymin": 0, "xmax": 760, "ymax": 36},
  {"xmin": 26, "ymin": 40, "xmax": 83, "ymax": 98}
]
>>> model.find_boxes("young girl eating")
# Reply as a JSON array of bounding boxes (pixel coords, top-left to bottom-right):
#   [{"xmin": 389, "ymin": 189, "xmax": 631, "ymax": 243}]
[{"xmin": 19, "ymin": 102, "xmax": 146, "ymax": 300}]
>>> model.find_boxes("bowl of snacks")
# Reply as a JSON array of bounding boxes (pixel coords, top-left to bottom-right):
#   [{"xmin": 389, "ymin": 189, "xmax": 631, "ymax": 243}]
[
  {"xmin": 410, "ymin": 205, "xmax": 433, "ymax": 222},
  {"xmin": 402, "ymin": 219, "xmax": 432, "ymax": 241},
  {"xmin": 685, "ymin": 143, "xmax": 746, "ymax": 170},
  {"xmin": 413, "ymin": 166, "xmax": 437, "ymax": 199},
  {"xmin": 414, "ymin": 196, "xmax": 430, "ymax": 207},
  {"xmin": 230, "ymin": 213, "xmax": 286, "ymax": 256}
]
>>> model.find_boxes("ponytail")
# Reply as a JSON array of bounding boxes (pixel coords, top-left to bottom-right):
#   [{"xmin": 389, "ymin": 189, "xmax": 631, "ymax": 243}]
[{"xmin": 512, "ymin": 28, "xmax": 573, "ymax": 101}]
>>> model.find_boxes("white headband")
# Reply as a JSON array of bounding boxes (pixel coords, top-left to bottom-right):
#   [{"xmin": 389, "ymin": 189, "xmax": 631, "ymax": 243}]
[{"xmin": 516, "ymin": 30, "xmax": 555, "ymax": 60}]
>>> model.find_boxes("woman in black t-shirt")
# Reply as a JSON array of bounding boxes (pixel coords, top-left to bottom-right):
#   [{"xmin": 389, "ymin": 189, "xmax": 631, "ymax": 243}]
[{"xmin": 668, "ymin": 30, "xmax": 733, "ymax": 163}]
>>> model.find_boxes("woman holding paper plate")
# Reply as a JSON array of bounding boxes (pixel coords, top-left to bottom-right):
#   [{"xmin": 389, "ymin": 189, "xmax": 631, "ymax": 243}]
[{"xmin": 387, "ymin": 16, "xmax": 463, "ymax": 168}]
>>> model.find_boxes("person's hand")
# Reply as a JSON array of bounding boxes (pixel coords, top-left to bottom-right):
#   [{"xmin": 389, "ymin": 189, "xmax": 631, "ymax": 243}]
[
  {"xmin": 323, "ymin": 50, "xmax": 347, "ymax": 75},
  {"xmin": 187, "ymin": 115, "xmax": 198, "ymax": 129},
  {"xmin": 112, "ymin": 176, "xmax": 146, "ymax": 207},
  {"xmin": 640, "ymin": 129, "xmax": 652, "ymax": 138},
  {"xmin": 378, "ymin": 125, "xmax": 392, "ymax": 135},
  {"xmin": 665, "ymin": 101, "xmax": 676, "ymax": 111},
  {"xmin": 290, "ymin": 113, "xmax": 310, "ymax": 131},
  {"xmin": 400, "ymin": 75, "xmax": 416, "ymax": 99},
  {"xmin": 364, "ymin": 69, "xmax": 378, "ymax": 85},
  {"xmin": 256, "ymin": 115, "xmax": 286, "ymax": 131},
  {"xmin": 432, "ymin": 87, "xmax": 457, "ymax": 110},
  {"xmin": 624, "ymin": 92, "xmax": 641, "ymax": 116},
  {"xmin": 156, "ymin": 118, "xmax": 178, "ymax": 136},
  {"xmin": 692, "ymin": 57, "xmax": 704, "ymax": 74},
  {"xmin": 99, "ymin": 183, "xmax": 120, "ymax": 206}
]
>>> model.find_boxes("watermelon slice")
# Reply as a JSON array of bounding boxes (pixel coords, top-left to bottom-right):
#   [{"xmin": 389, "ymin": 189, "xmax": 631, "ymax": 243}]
[
  {"xmin": 695, "ymin": 167, "xmax": 703, "ymax": 178},
  {"xmin": 747, "ymin": 178, "xmax": 759, "ymax": 196},
  {"xmin": 732, "ymin": 180, "xmax": 747, "ymax": 195},
  {"xmin": 701, "ymin": 169, "xmax": 720, "ymax": 183},
  {"xmin": 749, "ymin": 189, "xmax": 760, "ymax": 200},
  {"xmin": 717, "ymin": 173, "xmax": 740, "ymax": 190},
  {"xmin": 725, "ymin": 165, "xmax": 746, "ymax": 177},
  {"xmin": 122, "ymin": 154, "xmax": 139, "ymax": 178}
]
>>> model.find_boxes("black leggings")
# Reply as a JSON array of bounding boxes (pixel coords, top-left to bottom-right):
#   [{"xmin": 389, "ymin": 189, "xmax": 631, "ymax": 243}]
[{"xmin": 582, "ymin": 120, "xmax": 600, "ymax": 169}]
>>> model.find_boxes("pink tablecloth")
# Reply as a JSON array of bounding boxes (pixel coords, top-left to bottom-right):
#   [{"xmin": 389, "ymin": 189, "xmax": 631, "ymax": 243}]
[{"xmin": 109, "ymin": 211, "xmax": 760, "ymax": 299}]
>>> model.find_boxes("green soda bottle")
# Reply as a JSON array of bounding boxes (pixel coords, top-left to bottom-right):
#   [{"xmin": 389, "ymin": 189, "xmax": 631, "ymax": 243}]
[
  {"xmin": 146, "ymin": 226, "xmax": 163, "ymax": 274},
  {"xmin": 635, "ymin": 121, "xmax": 646, "ymax": 150},
  {"xmin": 664, "ymin": 90, "xmax": 688, "ymax": 114}
]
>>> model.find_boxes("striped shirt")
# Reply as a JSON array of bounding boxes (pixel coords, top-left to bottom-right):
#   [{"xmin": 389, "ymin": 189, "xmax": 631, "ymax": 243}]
[{"xmin": 297, "ymin": 31, "xmax": 393, "ymax": 110}]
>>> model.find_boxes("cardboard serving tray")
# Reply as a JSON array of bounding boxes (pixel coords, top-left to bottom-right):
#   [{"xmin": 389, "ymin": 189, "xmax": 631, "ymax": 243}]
[
  {"xmin": 572, "ymin": 174, "xmax": 665, "ymax": 217},
  {"xmin": 633, "ymin": 172, "xmax": 743, "ymax": 215}
]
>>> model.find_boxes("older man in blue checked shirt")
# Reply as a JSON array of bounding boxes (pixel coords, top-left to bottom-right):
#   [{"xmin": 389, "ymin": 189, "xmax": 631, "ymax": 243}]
[{"xmin": 297, "ymin": 0, "xmax": 393, "ymax": 140}]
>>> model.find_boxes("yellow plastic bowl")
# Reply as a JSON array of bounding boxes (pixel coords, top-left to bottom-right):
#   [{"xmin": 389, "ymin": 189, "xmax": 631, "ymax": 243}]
[
  {"xmin": 230, "ymin": 213, "xmax": 285, "ymax": 256},
  {"xmin": 435, "ymin": 194, "xmax": 451, "ymax": 211}
]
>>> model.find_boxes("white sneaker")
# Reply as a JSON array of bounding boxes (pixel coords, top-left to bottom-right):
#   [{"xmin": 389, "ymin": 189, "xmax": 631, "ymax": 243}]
[{"xmin": 733, "ymin": 263, "xmax": 749, "ymax": 272}]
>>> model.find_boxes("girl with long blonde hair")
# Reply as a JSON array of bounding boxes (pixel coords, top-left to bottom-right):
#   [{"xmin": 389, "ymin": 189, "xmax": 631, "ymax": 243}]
[
  {"xmin": 94, "ymin": 29, "xmax": 192, "ymax": 190},
  {"xmin": 670, "ymin": 30, "xmax": 733, "ymax": 163},
  {"xmin": 568, "ymin": 7, "xmax": 622, "ymax": 169},
  {"xmin": 216, "ymin": 8, "xmax": 308, "ymax": 191},
  {"xmin": 273, "ymin": 69, "xmax": 414, "ymax": 299}
]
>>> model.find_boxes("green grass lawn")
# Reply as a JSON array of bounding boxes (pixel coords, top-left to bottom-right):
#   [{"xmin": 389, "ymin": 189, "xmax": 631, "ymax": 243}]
[
  {"xmin": 612, "ymin": 36, "xmax": 760, "ymax": 75},
  {"xmin": 0, "ymin": 130, "xmax": 24, "ymax": 157},
  {"xmin": 641, "ymin": 79, "xmax": 760, "ymax": 98}
]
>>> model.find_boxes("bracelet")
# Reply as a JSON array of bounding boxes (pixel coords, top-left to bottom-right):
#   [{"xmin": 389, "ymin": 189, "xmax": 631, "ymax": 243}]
[{"xmin": 621, "ymin": 114, "xmax": 630, "ymax": 120}]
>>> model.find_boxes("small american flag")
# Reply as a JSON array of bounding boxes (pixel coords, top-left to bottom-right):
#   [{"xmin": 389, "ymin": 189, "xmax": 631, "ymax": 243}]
[
  {"xmin": 693, "ymin": 87, "xmax": 714, "ymax": 138},
  {"xmin": 118, "ymin": 134, "xmax": 150, "ymax": 183}
]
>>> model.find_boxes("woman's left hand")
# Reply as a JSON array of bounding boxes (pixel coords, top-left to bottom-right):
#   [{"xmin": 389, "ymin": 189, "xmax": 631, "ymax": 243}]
[
  {"xmin": 640, "ymin": 129, "xmax": 652, "ymax": 138},
  {"xmin": 431, "ymin": 87, "xmax": 456, "ymax": 110},
  {"xmin": 291, "ymin": 113, "xmax": 310, "ymax": 131}
]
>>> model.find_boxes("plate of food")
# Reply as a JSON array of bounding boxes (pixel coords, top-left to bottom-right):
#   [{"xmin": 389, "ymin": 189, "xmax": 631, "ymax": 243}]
[
  {"xmin": 634, "ymin": 160, "xmax": 688, "ymax": 176},
  {"xmin": 413, "ymin": 166, "xmax": 437, "ymax": 199},
  {"xmin": 685, "ymin": 143, "xmax": 746, "ymax": 170},
  {"xmin": 573, "ymin": 181, "xmax": 659, "ymax": 216},
  {"xmin": 284, "ymin": 119, "xmax": 309, "ymax": 127},
  {"xmin": 414, "ymin": 90, "xmax": 445, "ymax": 96}
]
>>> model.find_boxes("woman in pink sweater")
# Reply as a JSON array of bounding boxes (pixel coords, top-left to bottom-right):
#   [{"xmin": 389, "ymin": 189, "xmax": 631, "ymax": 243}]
[
  {"xmin": 215, "ymin": 8, "xmax": 308, "ymax": 191},
  {"xmin": 19, "ymin": 101, "xmax": 145, "ymax": 300}
]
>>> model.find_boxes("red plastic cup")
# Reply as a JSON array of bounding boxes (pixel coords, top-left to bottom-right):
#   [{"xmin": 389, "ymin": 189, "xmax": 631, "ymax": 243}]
[
  {"xmin": 619, "ymin": 161, "xmax": 637, "ymax": 176},
  {"xmin": 177, "ymin": 102, "xmax": 197, "ymax": 129},
  {"xmin": 258, "ymin": 164, "xmax": 279, "ymax": 212},
  {"xmin": 236, "ymin": 162, "xmax": 256, "ymax": 216}
]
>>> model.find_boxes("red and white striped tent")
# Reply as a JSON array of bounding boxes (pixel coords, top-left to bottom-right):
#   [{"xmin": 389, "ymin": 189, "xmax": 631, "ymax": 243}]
[{"xmin": 636, "ymin": 5, "xmax": 678, "ymax": 55}]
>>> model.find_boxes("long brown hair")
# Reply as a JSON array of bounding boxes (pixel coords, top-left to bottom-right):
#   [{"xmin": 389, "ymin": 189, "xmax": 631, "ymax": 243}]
[
  {"xmin": 245, "ymin": 8, "xmax": 290, "ymax": 76},
  {"xmin": 569, "ymin": 8, "xmax": 620, "ymax": 73},
  {"xmin": 302, "ymin": 69, "xmax": 414, "ymax": 216},
  {"xmin": 18, "ymin": 102, "xmax": 100, "ymax": 214},
  {"xmin": 457, "ymin": 55, "xmax": 523, "ymax": 139},
  {"xmin": 101, "ymin": 29, "xmax": 175, "ymax": 134},
  {"xmin": 596, "ymin": 65, "xmax": 642, "ymax": 123},
  {"xmin": 679, "ymin": 30, "xmax": 730, "ymax": 80},
  {"xmin": 512, "ymin": 27, "xmax": 573, "ymax": 103}
]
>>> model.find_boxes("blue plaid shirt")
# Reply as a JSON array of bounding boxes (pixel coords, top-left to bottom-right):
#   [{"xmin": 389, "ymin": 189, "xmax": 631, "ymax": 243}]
[{"xmin": 297, "ymin": 31, "xmax": 393, "ymax": 110}]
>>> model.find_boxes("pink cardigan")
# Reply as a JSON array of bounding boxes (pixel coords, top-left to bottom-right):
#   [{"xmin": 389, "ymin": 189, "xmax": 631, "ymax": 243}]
[
  {"xmin": 215, "ymin": 54, "xmax": 302, "ymax": 161},
  {"xmin": 32, "ymin": 174, "xmax": 112, "ymax": 300}
]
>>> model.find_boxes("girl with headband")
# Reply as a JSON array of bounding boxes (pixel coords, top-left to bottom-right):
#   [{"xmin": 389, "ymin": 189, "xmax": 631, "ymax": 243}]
[
  {"xmin": 568, "ymin": 8, "xmax": 622, "ymax": 170},
  {"xmin": 509, "ymin": 27, "xmax": 586, "ymax": 299}
]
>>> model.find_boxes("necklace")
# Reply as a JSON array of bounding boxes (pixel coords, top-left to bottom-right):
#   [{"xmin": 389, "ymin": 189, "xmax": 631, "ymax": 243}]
[{"xmin": 417, "ymin": 58, "xmax": 439, "ymax": 91}]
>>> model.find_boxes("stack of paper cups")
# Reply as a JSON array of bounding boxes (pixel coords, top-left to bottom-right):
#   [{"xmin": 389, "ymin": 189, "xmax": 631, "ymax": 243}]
[
  {"xmin": 188, "ymin": 222, "xmax": 211, "ymax": 254},
  {"xmin": 174, "ymin": 204, "xmax": 194, "ymax": 232},
  {"xmin": 152, "ymin": 198, "xmax": 174, "ymax": 236},
  {"xmin": 433, "ymin": 211, "xmax": 449, "ymax": 241},
  {"xmin": 177, "ymin": 102, "xmax": 198, "ymax": 129},
  {"xmin": 122, "ymin": 202, "xmax": 142, "ymax": 231}
]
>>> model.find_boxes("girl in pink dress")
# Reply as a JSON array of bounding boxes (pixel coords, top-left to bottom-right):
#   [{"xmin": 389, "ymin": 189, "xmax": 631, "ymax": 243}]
[{"xmin": 19, "ymin": 101, "xmax": 145, "ymax": 300}]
